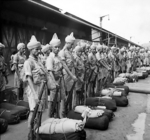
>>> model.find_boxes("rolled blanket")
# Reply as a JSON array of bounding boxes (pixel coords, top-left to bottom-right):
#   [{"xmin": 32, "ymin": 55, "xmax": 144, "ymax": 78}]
[
  {"xmin": 113, "ymin": 91, "xmax": 122, "ymax": 97},
  {"xmin": 38, "ymin": 118, "xmax": 84, "ymax": 134},
  {"xmin": 74, "ymin": 106, "xmax": 91, "ymax": 114},
  {"xmin": 119, "ymin": 73, "xmax": 126, "ymax": 78},
  {"xmin": 94, "ymin": 106, "xmax": 106, "ymax": 109},
  {"xmin": 101, "ymin": 89, "xmax": 112, "ymax": 96},
  {"xmin": 101, "ymin": 96, "xmax": 112, "ymax": 99},
  {"xmin": 74, "ymin": 106, "xmax": 104, "ymax": 118},
  {"xmin": 113, "ymin": 77, "xmax": 126, "ymax": 85}
]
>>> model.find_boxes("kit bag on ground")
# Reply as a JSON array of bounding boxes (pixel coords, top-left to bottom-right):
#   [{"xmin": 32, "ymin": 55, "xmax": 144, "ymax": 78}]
[
  {"xmin": 0, "ymin": 118, "xmax": 8, "ymax": 134},
  {"xmin": 0, "ymin": 103, "xmax": 29, "ymax": 120},
  {"xmin": 39, "ymin": 130, "xmax": 86, "ymax": 140},
  {"xmin": 67, "ymin": 110, "xmax": 109, "ymax": 130},
  {"xmin": 0, "ymin": 108, "xmax": 20, "ymax": 124},
  {"xmin": 112, "ymin": 95, "xmax": 128, "ymax": 107},
  {"xmin": 112, "ymin": 81, "xmax": 125, "ymax": 86},
  {"xmin": 3, "ymin": 88, "xmax": 17, "ymax": 103},
  {"xmin": 85, "ymin": 97, "xmax": 117, "ymax": 111},
  {"xmin": 142, "ymin": 71, "xmax": 148, "ymax": 78},
  {"xmin": 138, "ymin": 74, "xmax": 145, "ymax": 79},
  {"xmin": 107, "ymin": 84, "xmax": 129, "ymax": 96},
  {"xmin": 90, "ymin": 107, "xmax": 115, "ymax": 121}
]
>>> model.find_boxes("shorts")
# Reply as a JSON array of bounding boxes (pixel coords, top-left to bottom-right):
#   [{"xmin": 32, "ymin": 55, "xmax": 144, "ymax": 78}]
[{"xmin": 27, "ymin": 93, "xmax": 36, "ymax": 111}]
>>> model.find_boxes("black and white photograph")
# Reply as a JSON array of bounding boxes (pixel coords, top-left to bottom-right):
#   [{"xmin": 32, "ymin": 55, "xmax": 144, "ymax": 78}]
[{"xmin": 0, "ymin": 0, "xmax": 150, "ymax": 140}]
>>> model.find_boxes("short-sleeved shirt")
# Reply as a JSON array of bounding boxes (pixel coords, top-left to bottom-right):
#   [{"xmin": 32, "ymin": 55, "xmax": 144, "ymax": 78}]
[
  {"xmin": 59, "ymin": 48, "xmax": 74, "ymax": 70},
  {"xmin": 74, "ymin": 54, "xmax": 85, "ymax": 76},
  {"xmin": 13, "ymin": 53, "xmax": 26, "ymax": 72},
  {"xmin": 24, "ymin": 55, "xmax": 47, "ymax": 97},
  {"xmin": 46, "ymin": 52, "xmax": 63, "ymax": 78}
]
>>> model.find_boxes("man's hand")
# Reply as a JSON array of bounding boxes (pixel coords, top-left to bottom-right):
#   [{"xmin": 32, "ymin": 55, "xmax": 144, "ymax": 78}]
[
  {"xmin": 55, "ymin": 83, "xmax": 60, "ymax": 89},
  {"xmin": 72, "ymin": 75, "xmax": 78, "ymax": 81},
  {"xmin": 34, "ymin": 92, "xmax": 39, "ymax": 103}
]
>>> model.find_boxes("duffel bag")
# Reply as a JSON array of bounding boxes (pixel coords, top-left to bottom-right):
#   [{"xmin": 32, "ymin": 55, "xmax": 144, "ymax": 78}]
[
  {"xmin": 0, "ymin": 103, "xmax": 29, "ymax": 120},
  {"xmin": 39, "ymin": 130, "xmax": 86, "ymax": 140},
  {"xmin": 0, "ymin": 109, "xmax": 20, "ymax": 124},
  {"xmin": 85, "ymin": 97, "xmax": 117, "ymax": 111},
  {"xmin": 138, "ymin": 74, "xmax": 145, "ymax": 79},
  {"xmin": 67, "ymin": 110, "xmax": 109, "ymax": 130},
  {"xmin": 107, "ymin": 84, "xmax": 129, "ymax": 96},
  {"xmin": 0, "ymin": 118, "xmax": 8, "ymax": 134},
  {"xmin": 142, "ymin": 71, "xmax": 148, "ymax": 78},
  {"xmin": 90, "ymin": 107, "xmax": 115, "ymax": 121},
  {"xmin": 4, "ymin": 88, "xmax": 17, "ymax": 103},
  {"xmin": 112, "ymin": 95, "xmax": 128, "ymax": 107}
]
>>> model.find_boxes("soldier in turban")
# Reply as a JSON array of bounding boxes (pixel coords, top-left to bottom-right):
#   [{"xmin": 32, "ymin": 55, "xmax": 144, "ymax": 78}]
[
  {"xmin": 24, "ymin": 36, "xmax": 48, "ymax": 137},
  {"xmin": 87, "ymin": 42, "xmax": 97, "ymax": 97},
  {"xmin": 13, "ymin": 43, "xmax": 26, "ymax": 100},
  {"xmin": 58, "ymin": 32, "xmax": 77, "ymax": 110}
]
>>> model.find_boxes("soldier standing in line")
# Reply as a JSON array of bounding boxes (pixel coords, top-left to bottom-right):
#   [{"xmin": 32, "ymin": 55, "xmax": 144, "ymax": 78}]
[
  {"xmin": 24, "ymin": 36, "xmax": 48, "ymax": 138},
  {"xmin": 81, "ymin": 42, "xmax": 90, "ymax": 100},
  {"xmin": 13, "ymin": 43, "xmax": 26, "ymax": 100},
  {"xmin": 95, "ymin": 43, "xmax": 104, "ymax": 95},
  {"xmin": 46, "ymin": 33, "xmax": 71, "ymax": 118},
  {"xmin": 0, "ymin": 43, "xmax": 8, "ymax": 103},
  {"xmin": 73, "ymin": 45, "xmax": 85, "ymax": 105},
  {"xmin": 119, "ymin": 47, "xmax": 126, "ymax": 73},
  {"xmin": 108, "ymin": 46, "xmax": 118, "ymax": 79},
  {"xmin": 87, "ymin": 42, "xmax": 97, "ymax": 97},
  {"xmin": 144, "ymin": 49, "xmax": 149, "ymax": 66},
  {"xmin": 58, "ymin": 32, "xmax": 77, "ymax": 110},
  {"xmin": 126, "ymin": 47, "xmax": 133, "ymax": 73}
]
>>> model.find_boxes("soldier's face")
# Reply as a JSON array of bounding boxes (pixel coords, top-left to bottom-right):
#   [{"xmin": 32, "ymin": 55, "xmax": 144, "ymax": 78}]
[
  {"xmin": 91, "ymin": 48, "xmax": 96, "ymax": 54},
  {"xmin": 66, "ymin": 42, "xmax": 73, "ymax": 50},
  {"xmin": 32, "ymin": 46, "xmax": 41, "ymax": 58},
  {"xmin": 20, "ymin": 47, "xmax": 26, "ymax": 54},
  {"xmin": 53, "ymin": 45, "xmax": 59, "ymax": 55}
]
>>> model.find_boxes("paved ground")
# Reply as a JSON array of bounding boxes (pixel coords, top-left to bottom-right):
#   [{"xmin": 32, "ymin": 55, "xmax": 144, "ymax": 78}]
[{"xmin": 1, "ymin": 74, "xmax": 150, "ymax": 140}]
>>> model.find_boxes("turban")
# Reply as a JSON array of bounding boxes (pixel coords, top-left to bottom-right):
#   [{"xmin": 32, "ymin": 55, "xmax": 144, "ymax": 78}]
[
  {"xmin": 17, "ymin": 43, "xmax": 25, "ymax": 50},
  {"xmin": 136, "ymin": 47, "xmax": 139, "ymax": 51},
  {"xmin": 90, "ymin": 42, "xmax": 96, "ymax": 50},
  {"xmin": 79, "ymin": 40, "xmax": 86, "ymax": 48},
  {"xmin": 42, "ymin": 44, "xmax": 51, "ymax": 53},
  {"xmin": 0, "ymin": 43, "xmax": 5, "ymax": 48},
  {"xmin": 74, "ymin": 45, "xmax": 82, "ymax": 53},
  {"xmin": 120, "ymin": 47, "xmax": 125, "ymax": 52},
  {"xmin": 96, "ymin": 43, "xmax": 103, "ymax": 51},
  {"xmin": 49, "ymin": 33, "xmax": 61, "ymax": 47},
  {"xmin": 103, "ymin": 44, "xmax": 107, "ymax": 49},
  {"xmin": 130, "ymin": 46, "xmax": 134, "ymax": 51},
  {"xmin": 111, "ymin": 46, "xmax": 117, "ymax": 52},
  {"xmin": 27, "ymin": 35, "xmax": 41, "ymax": 50},
  {"xmin": 86, "ymin": 42, "xmax": 91, "ymax": 49},
  {"xmin": 65, "ymin": 32, "xmax": 75, "ymax": 43}
]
